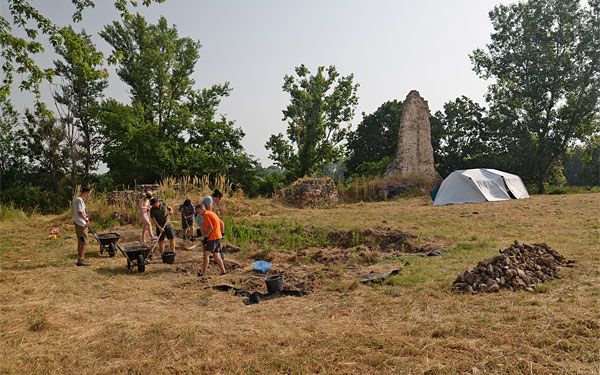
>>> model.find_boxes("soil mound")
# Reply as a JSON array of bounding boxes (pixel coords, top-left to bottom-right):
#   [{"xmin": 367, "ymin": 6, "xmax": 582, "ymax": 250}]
[
  {"xmin": 323, "ymin": 227, "xmax": 421, "ymax": 252},
  {"xmin": 453, "ymin": 241, "xmax": 575, "ymax": 294}
]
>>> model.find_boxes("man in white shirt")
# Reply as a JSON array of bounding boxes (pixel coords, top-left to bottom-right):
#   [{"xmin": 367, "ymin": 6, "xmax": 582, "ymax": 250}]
[{"xmin": 72, "ymin": 187, "xmax": 92, "ymax": 266}]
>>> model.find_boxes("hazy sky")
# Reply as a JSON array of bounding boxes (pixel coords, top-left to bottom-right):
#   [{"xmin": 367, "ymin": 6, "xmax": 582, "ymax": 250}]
[{"xmin": 3, "ymin": 0, "xmax": 515, "ymax": 166}]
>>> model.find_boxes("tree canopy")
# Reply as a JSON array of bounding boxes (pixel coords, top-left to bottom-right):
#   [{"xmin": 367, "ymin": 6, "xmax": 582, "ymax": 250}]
[
  {"xmin": 266, "ymin": 65, "xmax": 359, "ymax": 180},
  {"xmin": 471, "ymin": 0, "xmax": 600, "ymax": 193},
  {"xmin": 0, "ymin": 0, "xmax": 165, "ymax": 101}
]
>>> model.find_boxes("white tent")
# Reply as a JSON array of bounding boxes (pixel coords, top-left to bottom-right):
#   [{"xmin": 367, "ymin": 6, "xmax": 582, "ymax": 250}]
[{"xmin": 433, "ymin": 168, "xmax": 529, "ymax": 206}]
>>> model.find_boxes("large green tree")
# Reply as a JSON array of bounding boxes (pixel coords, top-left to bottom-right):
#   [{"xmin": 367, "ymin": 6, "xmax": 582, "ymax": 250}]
[
  {"xmin": 100, "ymin": 15, "xmax": 256, "ymax": 189},
  {"xmin": 471, "ymin": 0, "xmax": 600, "ymax": 193},
  {"xmin": 0, "ymin": 100, "xmax": 27, "ymax": 188},
  {"xmin": 431, "ymin": 97, "xmax": 497, "ymax": 177},
  {"xmin": 52, "ymin": 26, "xmax": 108, "ymax": 187},
  {"xmin": 0, "ymin": 0, "xmax": 165, "ymax": 102},
  {"xmin": 345, "ymin": 100, "xmax": 402, "ymax": 176},
  {"xmin": 266, "ymin": 65, "xmax": 359, "ymax": 180}
]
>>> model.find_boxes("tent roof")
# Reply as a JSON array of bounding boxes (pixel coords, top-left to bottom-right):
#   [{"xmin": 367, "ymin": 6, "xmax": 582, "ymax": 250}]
[{"xmin": 433, "ymin": 168, "xmax": 529, "ymax": 205}]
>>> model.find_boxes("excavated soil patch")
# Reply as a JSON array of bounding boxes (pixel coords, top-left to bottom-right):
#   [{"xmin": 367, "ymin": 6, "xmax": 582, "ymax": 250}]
[{"xmin": 94, "ymin": 225, "xmax": 445, "ymax": 293}]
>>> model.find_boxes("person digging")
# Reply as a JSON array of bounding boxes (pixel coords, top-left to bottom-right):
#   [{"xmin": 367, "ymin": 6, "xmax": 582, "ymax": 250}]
[
  {"xmin": 149, "ymin": 197, "xmax": 176, "ymax": 256},
  {"xmin": 197, "ymin": 204, "xmax": 226, "ymax": 277}
]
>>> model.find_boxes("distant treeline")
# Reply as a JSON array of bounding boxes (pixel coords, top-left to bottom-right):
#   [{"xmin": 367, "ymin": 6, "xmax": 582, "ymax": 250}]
[{"xmin": 1, "ymin": 0, "xmax": 598, "ymax": 213}]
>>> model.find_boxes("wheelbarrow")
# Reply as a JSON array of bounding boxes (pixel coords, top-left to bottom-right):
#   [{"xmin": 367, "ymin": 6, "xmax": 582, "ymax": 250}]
[
  {"xmin": 89, "ymin": 228, "xmax": 155, "ymax": 273},
  {"xmin": 122, "ymin": 244, "xmax": 153, "ymax": 273},
  {"xmin": 95, "ymin": 232, "xmax": 121, "ymax": 257},
  {"xmin": 88, "ymin": 227, "xmax": 121, "ymax": 257}
]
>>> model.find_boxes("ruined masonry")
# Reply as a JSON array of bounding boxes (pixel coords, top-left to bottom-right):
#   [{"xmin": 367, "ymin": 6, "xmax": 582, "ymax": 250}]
[
  {"xmin": 385, "ymin": 90, "xmax": 441, "ymax": 184},
  {"xmin": 280, "ymin": 178, "xmax": 341, "ymax": 208}
]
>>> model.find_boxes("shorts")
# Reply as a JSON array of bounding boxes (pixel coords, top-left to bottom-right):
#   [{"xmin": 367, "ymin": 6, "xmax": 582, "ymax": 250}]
[
  {"xmin": 205, "ymin": 239, "xmax": 222, "ymax": 253},
  {"xmin": 155, "ymin": 223, "xmax": 175, "ymax": 240},
  {"xmin": 74, "ymin": 224, "xmax": 88, "ymax": 245},
  {"xmin": 182, "ymin": 217, "xmax": 194, "ymax": 229}
]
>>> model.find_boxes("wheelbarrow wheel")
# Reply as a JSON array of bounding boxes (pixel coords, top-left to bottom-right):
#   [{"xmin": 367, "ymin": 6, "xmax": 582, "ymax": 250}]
[
  {"xmin": 137, "ymin": 254, "xmax": 145, "ymax": 273},
  {"xmin": 108, "ymin": 243, "xmax": 116, "ymax": 257}
]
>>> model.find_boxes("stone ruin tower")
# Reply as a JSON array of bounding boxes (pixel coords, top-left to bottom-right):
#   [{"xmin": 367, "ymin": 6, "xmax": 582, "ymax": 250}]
[{"xmin": 385, "ymin": 90, "xmax": 441, "ymax": 185}]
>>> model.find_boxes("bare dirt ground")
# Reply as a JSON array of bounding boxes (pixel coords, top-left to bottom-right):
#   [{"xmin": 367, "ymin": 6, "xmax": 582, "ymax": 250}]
[{"xmin": 1, "ymin": 193, "xmax": 599, "ymax": 374}]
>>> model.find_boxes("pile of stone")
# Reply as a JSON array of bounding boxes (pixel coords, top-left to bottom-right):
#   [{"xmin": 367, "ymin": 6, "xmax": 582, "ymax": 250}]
[
  {"xmin": 453, "ymin": 241, "xmax": 575, "ymax": 294},
  {"xmin": 279, "ymin": 178, "xmax": 341, "ymax": 208}
]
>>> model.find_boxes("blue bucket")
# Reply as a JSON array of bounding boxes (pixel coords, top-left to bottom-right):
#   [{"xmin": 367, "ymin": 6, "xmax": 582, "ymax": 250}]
[{"xmin": 253, "ymin": 260, "xmax": 272, "ymax": 273}]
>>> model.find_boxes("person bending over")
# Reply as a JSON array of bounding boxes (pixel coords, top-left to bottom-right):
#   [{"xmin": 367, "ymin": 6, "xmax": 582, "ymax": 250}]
[{"xmin": 149, "ymin": 197, "xmax": 176, "ymax": 255}]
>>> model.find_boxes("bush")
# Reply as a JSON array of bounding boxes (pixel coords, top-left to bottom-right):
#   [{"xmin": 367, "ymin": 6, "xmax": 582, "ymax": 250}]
[
  {"xmin": 0, "ymin": 186, "xmax": 72, "ymax": 214},
  {"xmin": 0, "ymin": 203, "xmax": 29, "ymax": 222}
]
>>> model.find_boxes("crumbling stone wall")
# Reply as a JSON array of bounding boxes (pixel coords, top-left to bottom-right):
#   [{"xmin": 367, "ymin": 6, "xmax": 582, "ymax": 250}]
[
  {"xmin": 385, "ymin": 90, "xmax": 441, "ymax": 185},
  {"xmin": 280, "ymin": 178, "xmax": 341, "ymax": 208},
  {"xmin": 108, "ymin": 190, "xmax": 140, "ymax": 206}
]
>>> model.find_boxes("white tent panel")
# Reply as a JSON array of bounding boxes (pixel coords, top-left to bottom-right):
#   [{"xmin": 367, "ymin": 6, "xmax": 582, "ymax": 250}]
[
  {"xmin": 433, "ymin": 172, "xmax": 488, "ymax": 205},
  {"xmin": 461, "ymin": 169, "xmax": 511, "ymax": 201},
  {"xmin": 485, "ymin": 169, "xmax": 530, "ymax": 199},
  {"xmin": 433, "ymin": 168, "xmax": 529, "ymax": 206}
]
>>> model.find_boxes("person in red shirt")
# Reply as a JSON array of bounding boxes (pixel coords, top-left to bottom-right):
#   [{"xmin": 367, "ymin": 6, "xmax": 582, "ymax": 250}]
[{"xmin": 197, "ymin": 204, "xmax": 226, "ymax": 276}]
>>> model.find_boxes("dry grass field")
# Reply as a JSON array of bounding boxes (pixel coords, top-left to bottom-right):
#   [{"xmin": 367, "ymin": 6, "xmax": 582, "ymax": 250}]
[{"xmin": 0, "ymin": 193, "xmax": 599, "ymax": 374}]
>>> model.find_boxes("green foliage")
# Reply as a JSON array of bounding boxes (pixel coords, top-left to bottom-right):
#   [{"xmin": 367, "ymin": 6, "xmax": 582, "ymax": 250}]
[
  {"xmin": 0, "ymin": 101, "xmax": 27, "ymax": 188},
  {"xmin": 0, "ymin": 0, "xmax": 165, "ymax": 101},
  {"xmin": 253, "ymin": 166, "xmax": 288, "ymax": 197},
  {"xmin": 471, "ymin": 0, "xmax": 600, "ymax": 193},
  {"xmin": 266, "ymin": 65, "xmax": 359, "ymax": 180},
  {"xmin": 223, "ymin": 218, "xmax": 330, "ymax": 251},
  {"xmin": 53, "ymin": 26, "xmax": 108, "ymax": 185},
  {"xmin": 346, "ymin": 100, "xmax": 402, "ymax": 176},
  {"xmin": 432, "ymin": 96, "xmax": 499, "ymax": 177},
  {"xmin": 578, "ymin": 135, "xmax": 600, "ymax": 185},
  {"xmin": 99, "ymin": 14, "xmax": 258, "ymax": 191},
  {"xmin": 0, "ymin": 185, "xmax": 72, "ymax": 214},
  {"xmin": 0, "ymin": 203, "xmax": 29, "ymax": 222}
]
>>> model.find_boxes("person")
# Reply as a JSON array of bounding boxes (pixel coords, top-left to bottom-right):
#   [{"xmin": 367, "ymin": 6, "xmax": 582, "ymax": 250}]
[
  {"xmin": 179, "ymin": 199, "xmax": 195, "ymax": 240},
  {"xmin": 139, "ymin": 191, "xmax": 157, "ymax": 244},
  {"xmin": 149, "ymin": 197, "xmax": 176, "ymax": 255},
  {"xmin": 196, "ymin": 189, "xmax": 223, "ymax": 238},
  {"xmin": 197, "ymin": 204, "xmax": 226, "ymax": 276},
  {"xmin": 72, "ymin": 186, "xmax": 92, "ymax": 266}
]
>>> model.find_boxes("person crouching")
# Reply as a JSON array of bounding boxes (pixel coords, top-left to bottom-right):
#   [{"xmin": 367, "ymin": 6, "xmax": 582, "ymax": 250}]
[{"xmin": 197, "ymin": 204, "xmax": 226, "ymax": 276}]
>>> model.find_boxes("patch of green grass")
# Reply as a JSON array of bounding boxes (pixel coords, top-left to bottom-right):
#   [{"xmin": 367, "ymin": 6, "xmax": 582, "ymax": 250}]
[{"xmin": 0, "ymin": 204, "xmax": 30, "ymax": 222}]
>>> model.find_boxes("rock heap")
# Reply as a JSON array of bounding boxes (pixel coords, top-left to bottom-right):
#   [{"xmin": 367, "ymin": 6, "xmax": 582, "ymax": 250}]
[
  {"xmin": 279, "ymin": 178, "xmax": 341, "ymax": 208},
  {"xmin": 453, "ymin": 241, "xmax": 575, "ymax": 294}
]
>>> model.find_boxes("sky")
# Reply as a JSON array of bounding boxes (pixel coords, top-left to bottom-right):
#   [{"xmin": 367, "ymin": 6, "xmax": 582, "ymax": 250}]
[{"xmin": 2, "ymin": 0, "xmax": 515, "ymax": 167}]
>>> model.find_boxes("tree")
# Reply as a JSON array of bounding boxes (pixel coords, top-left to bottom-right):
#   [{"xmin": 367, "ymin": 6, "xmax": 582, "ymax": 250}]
[
  {"xmin": 52, "ymin": 26, "xmax": 108, "ymax": 187},
  {"xmin": 578, "ymin": 134, "xmax": 600, "ymax": 185},
  {"xmin": 0, "ymin": 100, "xmax": 27, "ymax": 188},
  {"xmin": 101, "ymin": 14, "xmax": 199, "ymax": 131},
  {"xmin": 471, "ymin": 0, "xmax": 600, "ymax": 193},
  {"xmin": 432, "ymin": 97, "xmax": 496, "ymax": 177},
  {"xmin": 346, "ymin": 100, "xmax": 402, "ymax": 176},
  {"xmin": 266, "ymin": 65, "xmax": 359, "ymax": 180},
  {"xmin": 0, "ymin": 0, "xmax": 165, "ymax": 102},
  {"xmin": 100, "ymin": 15, "xmax": 257, "ymax": 190}
]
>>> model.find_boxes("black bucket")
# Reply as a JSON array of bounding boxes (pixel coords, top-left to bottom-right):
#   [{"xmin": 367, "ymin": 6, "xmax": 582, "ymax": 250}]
[
  {"xmin": 162, "ymin": 251, "xmax": 175, "ymax": 264},
  {"xmin": 265, "ymin": 275, "xmax": 284, "ymax": 293}
]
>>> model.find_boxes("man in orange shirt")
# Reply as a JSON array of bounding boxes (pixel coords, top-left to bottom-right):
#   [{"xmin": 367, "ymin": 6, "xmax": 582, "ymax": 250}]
[{"xmin": 197, "ymin": 204, "xmax": 226, "ymax": 276}]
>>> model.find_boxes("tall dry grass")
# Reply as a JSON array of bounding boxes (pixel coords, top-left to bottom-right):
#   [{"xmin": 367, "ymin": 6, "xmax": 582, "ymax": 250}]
[{"xmin": 80, "ymin": 175, "xmax": 244, "ymax": 228}]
